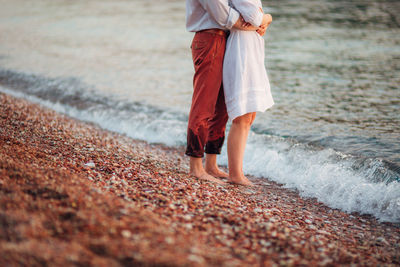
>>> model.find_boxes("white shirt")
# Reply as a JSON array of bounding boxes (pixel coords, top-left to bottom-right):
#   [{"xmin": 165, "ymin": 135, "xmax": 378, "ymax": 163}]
[{"xmin": 186, "ymin": 0, "xmax": 240, "ymax": 32}]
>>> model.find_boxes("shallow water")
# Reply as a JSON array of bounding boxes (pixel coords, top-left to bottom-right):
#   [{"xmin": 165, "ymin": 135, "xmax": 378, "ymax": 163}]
[{"xmin": 0, "ymin": 0, "xmax": 399, "ymax": 222}]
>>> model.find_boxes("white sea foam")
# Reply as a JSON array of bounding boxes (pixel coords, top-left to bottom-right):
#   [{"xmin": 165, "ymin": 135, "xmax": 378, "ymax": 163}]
[
  {"xmin": 0, "ymin": 86, "xmax": 187, "ymax": 147},
  {"xmin": 219, "ymin": 132, "xmax": 400, "ymax": 222},
  {"xmin": 1, "ymin": 86, "xmax": 399, "ymax": 223}
]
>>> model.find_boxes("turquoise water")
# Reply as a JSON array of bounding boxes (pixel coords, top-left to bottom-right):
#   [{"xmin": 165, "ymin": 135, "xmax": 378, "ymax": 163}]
[{"xmin": 0, "ymin": 0, "xmax": 399, "ymax": 222}]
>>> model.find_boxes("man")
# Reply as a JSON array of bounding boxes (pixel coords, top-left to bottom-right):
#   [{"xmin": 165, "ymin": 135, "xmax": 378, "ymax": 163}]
[{"xmin": 185, "ymin": 0, "xmax": 270, "ymax": 184}]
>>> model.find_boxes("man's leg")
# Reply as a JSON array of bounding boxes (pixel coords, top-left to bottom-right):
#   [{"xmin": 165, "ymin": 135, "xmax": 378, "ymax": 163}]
[
  {"xmin": 185, "ymin": 32, "xmax": 227, "ymax": 183},
  {"xmin": 205, "ymin": 84, "xmax": 229, "ymax": 178}
]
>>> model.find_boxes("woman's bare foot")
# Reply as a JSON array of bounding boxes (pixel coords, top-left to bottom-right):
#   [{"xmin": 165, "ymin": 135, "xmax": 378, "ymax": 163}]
[
  {"xmin": 205, "ymin": 167, "xmax": 229, "ymax": 178},
  {"xmin": 228, "ymin": 175, "xmax": 254, "ymax": 186}
]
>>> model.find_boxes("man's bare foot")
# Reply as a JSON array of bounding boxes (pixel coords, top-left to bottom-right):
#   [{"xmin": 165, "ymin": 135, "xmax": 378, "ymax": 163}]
[
  {"xmin": 205, "ymin": 167, "xmax": 229, "ymax": 178},
  {"xmin": 228, "ymin": 175, "xmax": 254, "ymax": 186},
  {"xmin": 204, "ymin": 154, "xmax": 229, "ymax": 178},
  {"xmin": 190, "ymin": 171, "xmax": 225, "ymax": 184},
  {"xmin": 190, "ymin": 156, "xmax": 225, "ymax": 184}
]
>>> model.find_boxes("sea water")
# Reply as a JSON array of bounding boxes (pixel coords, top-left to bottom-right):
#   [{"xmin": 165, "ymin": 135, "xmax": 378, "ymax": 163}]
[{"xmin": 0, "ymin": 0, "xmax": 399, "ymax": 222}]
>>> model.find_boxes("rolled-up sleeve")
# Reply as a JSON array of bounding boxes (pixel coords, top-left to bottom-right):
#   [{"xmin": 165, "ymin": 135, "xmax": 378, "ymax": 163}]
[
  {"xmin": 232, "ymin": 0, "xmax": 263, "ymax": 27},
  {"xmin": 198, "ymin": 0, "xmax": 240, "ymax": 29}
]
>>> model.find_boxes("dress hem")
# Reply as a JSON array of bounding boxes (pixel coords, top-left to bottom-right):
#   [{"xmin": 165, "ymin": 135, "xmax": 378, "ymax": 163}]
[{"xmin": 228, "ymin": 101, "xmax": 274, "ymax": 122}]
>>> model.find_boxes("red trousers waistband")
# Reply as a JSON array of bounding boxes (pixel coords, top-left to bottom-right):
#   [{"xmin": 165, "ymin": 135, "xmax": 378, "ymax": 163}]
[{"xmin": 197, "ymin": 28, "xmax": 227, "ymax": 36}]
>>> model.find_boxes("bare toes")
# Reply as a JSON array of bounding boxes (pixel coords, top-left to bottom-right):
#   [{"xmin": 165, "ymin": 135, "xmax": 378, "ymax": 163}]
[
  {"xmin": 206, "ymin": 168, "xmax": 229, "ymax": 178},
  {"xmin": 193, "ymin": 173, "xmax": 225, "ymax": 184}
]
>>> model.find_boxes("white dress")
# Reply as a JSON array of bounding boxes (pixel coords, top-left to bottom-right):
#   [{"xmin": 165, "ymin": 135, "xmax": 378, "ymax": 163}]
[{"xmin": 223, "ymin": 0, "xmax": 274, "ymax": 121}]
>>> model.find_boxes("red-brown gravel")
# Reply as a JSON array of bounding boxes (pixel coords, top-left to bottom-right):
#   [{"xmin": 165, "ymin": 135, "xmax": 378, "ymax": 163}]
[{"xmin": 0, "ymin": 93, "xmax": 399, "ymax": 266}]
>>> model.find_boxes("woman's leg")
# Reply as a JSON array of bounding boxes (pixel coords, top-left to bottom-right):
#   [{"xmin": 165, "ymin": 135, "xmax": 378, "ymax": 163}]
[{"xmin": 227, "ymin": 112, "xmax": 256, "ymax": 186}]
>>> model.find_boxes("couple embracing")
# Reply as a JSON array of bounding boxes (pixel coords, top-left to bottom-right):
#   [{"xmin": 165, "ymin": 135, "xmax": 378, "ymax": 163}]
[{"xmin": 185, "ymin": 0, "xmax": 274, "ymax": 186}]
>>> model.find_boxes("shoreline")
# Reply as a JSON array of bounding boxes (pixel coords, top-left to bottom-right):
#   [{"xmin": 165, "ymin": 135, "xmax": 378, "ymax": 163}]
[{"xmin": 0, "ymin": 93, "xmax": 399, "ymax": 266}]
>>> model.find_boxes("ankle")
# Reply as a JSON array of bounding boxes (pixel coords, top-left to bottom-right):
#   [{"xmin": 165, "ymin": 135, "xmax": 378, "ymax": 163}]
[
  {"xmin": 190, "ymin": 168, "xmax": 206, "ymax": 177},
  {"xmin": 190, "ymin": 156, "xmax": 203, "ymax": 168},
  {"xmin": 190, "ymin": 161, "xmax": 205, "ymax": 177},
  {"xmin": 205, "ymin": 154, "xmax": 217, "ymax": 168},
  {"xmin": 205, "ymin": 164, "xmax": 218, "ymax": 171},
  {"xmin": 228, "ymin": 170, "xmax": 243, "ymax": 180}
]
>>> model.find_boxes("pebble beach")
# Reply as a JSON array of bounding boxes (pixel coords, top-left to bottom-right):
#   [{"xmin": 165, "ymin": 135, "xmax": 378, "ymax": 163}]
[{"xmin": 0, "ymin": 93, "xmax": 399, "ymax": 266}]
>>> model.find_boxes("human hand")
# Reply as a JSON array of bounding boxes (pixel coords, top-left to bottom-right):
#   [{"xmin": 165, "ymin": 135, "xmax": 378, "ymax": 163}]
[
  {"xmin": 239, "ymin": 15, "xmax": 253, "ymax": 29},
  {"xmin": 257, "ymin": 13, "xmax": 272, "ymax": 36},
  {"xmin": 233, "ymin": 15, "xmax": 259, "ymax": 31}
]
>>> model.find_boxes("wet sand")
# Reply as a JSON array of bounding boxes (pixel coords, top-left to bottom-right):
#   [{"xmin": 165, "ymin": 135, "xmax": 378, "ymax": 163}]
[{"xmin": 0, "ymin": 93, "xmax": 399, "ymax": 266}]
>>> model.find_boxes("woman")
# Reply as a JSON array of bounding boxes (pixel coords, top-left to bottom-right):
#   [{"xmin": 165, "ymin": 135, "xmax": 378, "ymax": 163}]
[{"xmin": 223, "ymin": 0, "xmax": 274, "ymax": 186}]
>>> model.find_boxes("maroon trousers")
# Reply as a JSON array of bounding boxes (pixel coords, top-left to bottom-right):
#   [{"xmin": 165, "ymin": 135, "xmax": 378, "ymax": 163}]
[{"xmin": 185, "ymin": 31, "xmax": 229, "ymax": 158}]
